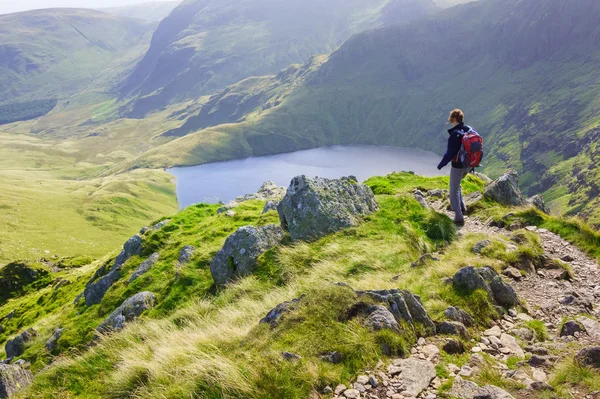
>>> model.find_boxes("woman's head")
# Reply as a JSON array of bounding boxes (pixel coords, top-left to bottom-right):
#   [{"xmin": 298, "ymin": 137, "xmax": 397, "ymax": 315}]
[{"xmin": 448, "ymin": 109, "xmax": 464, "ymax": 125}]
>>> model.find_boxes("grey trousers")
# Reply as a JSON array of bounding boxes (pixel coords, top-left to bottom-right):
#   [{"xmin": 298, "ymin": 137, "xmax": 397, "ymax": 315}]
[{"xmin": 450, "ymin": 166, "xmax": 470, "ymax": 221}]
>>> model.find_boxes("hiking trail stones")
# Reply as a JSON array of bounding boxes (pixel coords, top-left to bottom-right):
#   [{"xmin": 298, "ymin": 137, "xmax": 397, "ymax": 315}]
[
  {"xmin": 483, "ymin": 170, "xmax": 527, "ymax": 206},
  {"xmin": 0, "ymin": 364, "xmax": 33, "ymax": 398},
  {"xmin": 84, "ymin": 234, "xmax": 143, "ymax": 306},
  {"xmin": 448, "ymin": 376, "xmax": 515, "ymax": 399},
  {"xmin": 210, "ymin": 225, "xmax": 284, "ymax": 287},
  {"xmin": 452, "ymin": 266, "xmax": 519, "ymax": 307},
  {"xmin": 97, "ymin": 292, "xmax": 155, "ymax": 333},
  {"xmin": 277, "ymin": 176, "xmax": 379, "ymax": 242},
  {"xmin": 5, "ymin": 329, "xmax": 38, "ymax": 359},
  {"xmin": 129, "ymin": 252, "xmax": 160, "ymax": 282},
  {"xmin": 575, "ymin": 347, "xmax": 600, "ymax": 368}
]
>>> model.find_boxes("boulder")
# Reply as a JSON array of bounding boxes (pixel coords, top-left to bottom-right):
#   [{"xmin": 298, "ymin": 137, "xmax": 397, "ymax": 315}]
[
  {"xmin": 500, "ymin": 334, "xmax": 525, "ymax": 359},
  {"xmin": 560, "ymin": 320, "xmax": 585, "ymax": 337},
  {"xmin": 236, "ymin": 181, "xmax": 287, "ymax": 202},
  {"xmin": 448, "ymin": 376, "xmax": 515, "ymax": 399},
  {"xmin": 443, "ymin": 339, "xmax": 466, "ymax": 355},
  {"xmin": 393, "ymin": 358, "xmax": 436, "ymax": 397},
  {"xmin": 277, "ymin": 176, "xmax": 379, "ymax": 242},
  {"xmin": 84, "ymin": 268, "xmax": 120, "ymax": 306},
  {"xmin": 129, "ymin": 252, "xmax": 160, "ymax": 282},
  {"xmin": 453, "ymin": 266, "xmax": 518, "ymax": 308},
  {"xmin": 113, "ymin": 234, "xmax": 143, "ymax": 270},
  {"xmin": 413, "ymin": 193, "xmax": 430, "ymax": 209},
  {"xmin": 260, "ymin": 296, "xmax": 304, "ymax": 328},
  {"xmin": 210, "ymin": 225, "xmax": 284, "ymax": 287},
  {"xmin": 364, "ymin": 305, "xmax": 401, "ymax": 332},
  {"xmin": 529, "ymin": 195, "xmax": 550, "ymax": 214},
  {"xmin": 45, "ymin": 328, "xmax": 63, "ymax": 352},
  {"xmin": 263, "ymin": 200, "xmax": 279, "ymax": 214},
  {"xmin": 97, "ymin": 292, "xmax": 155, "ymax": 333},
  {"xmin": 0, "ymin": 364, "xmax": 33, "ymax": 398},
  {"xmin": 5, "ymin": 329, "xmax": 38, "ymax": 359},
  {"xmin": 473, "ymin": 240, "xmax": 491, "ymax": 254},
  {"xmin": 437, "ymin": 321, "xmax": 470, "ymax": 340},
  {"xmin": 484, "ymin": 171, "xmax": 527, "ymax": 207},
  {"xmin": 452, "ymin": 266, "xmax": 493, "ymax": 296},
  {"xmin": 444, "ymin": 306, "xmax": 475, "ymax": 327},
  {"xmin": 574, "ymin": 347, "xmax": 600, "ymax": 368},
  {"xmin": 178, "ymin": 245, "xmax": 195, "ymax": 265},
  {"xmin": 489, "ymin": 276, "xmax": 519, "ymax": 307}
]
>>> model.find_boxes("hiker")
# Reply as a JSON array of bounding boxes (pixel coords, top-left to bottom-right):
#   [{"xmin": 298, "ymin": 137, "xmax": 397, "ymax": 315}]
[{"xmin": 437, "ymin": 109, "xmax": 483, "ymax": 225}]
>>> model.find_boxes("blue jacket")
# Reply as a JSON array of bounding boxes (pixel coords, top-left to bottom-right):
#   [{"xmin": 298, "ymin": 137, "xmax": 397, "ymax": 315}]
[{"xmin": 438, "ymin": 122, "xmax": 471, "ymax": 170}]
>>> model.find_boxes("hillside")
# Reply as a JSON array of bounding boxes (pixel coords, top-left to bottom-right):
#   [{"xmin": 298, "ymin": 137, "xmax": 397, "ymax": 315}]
[
  {"xmin": 119, "ymin": 0, "xmax": 440, "ymax": 117},
  {"xmin": 100, "ymin": 1, "xmax": 180, "ymax": 21},
  {"xmin": 0, "ymin": 8, "xmax": 155, "ymax": 123},
  {"xmin": 129, "ymin": 0, "xmax": 600, "ymax": 226},
  {"xmin": 1, "ymin": 171, "xmax": 599, "ymax": 398}
]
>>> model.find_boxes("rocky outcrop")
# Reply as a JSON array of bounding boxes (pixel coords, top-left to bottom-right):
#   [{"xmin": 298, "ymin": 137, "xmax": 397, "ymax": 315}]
[
  {"xmin": 210, "ymin": 225, "xmax": 284, "ymax": 287},
  {"xmin": 84, "ymin": 234, "xmax": 143, "ymax": 306},
  {"xmin": 448, "ymin": 376, "xmax": 515, "ymax": 399},
  {"xmin": 262, "ymin": 200, "xmax": 279, "ymax": 214},
  {"xmin": 278, "ymin": 176, "xmax": 379, "ymax": 242},
  {"xmin": 260, "ymin": 296, "xmax": 304, "ymax": 328},
  {"xmin": 363, "ymin": 305, "xmax": 401, "ymax": 332},
  {"xmin": 388, "ymin": 358, "xmax": 436, "ymax": 397},
  {"xmin": 528, "ymin": 195, "xmax": 550, "ymax": 214},
  {"xmin": 444, "ymin": 307, "xmax": 475, "ymax": 327},
  {"xmin": 236, "ymin": 181, "xmax": 286, "ymax": 202},
  {"xmin": 178, "ymin": 246, "xmax": 195, "ymax": 265},
  {"xmin": 559, "ymin": 320, "xmax": 585, "ymax": 337},
  {"xmin": 5, "ymin": 329, "xmax": 38, "ymax": 359},
  {"xmin": 97, "ymin": 292, "xmax": 155, "ymax": 333},
  {"xmin": 483, "ymin": 171, "xmax": 527, "ymax": 207},
  {"xmin": 575, "ymin": 347, "xmax": 600, "ymax": 368},
  {"xmin": 452, "ymin": 266, "xmax": 519, "ymax": 308},
  {"xmin": 45, "ymin": 328, "xmax": 63, "ymax": 352},
  {"xmin": 0, "ymin": 364, "xmax": 33, "ymax": 398},
  {"xmin": 129, "ymin": 253, "xmax": 160, "ymax": 282}
]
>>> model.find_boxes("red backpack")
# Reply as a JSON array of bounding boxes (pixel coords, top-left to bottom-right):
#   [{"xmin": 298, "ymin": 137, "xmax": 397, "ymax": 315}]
[{"xmin": 455, "ymin": 129, "xmax": 484, "ymax": 168}]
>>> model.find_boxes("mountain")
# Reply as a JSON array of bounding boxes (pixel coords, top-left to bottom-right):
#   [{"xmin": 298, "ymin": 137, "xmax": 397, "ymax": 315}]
[
  {"xmin": 0, "ymin": 8, "xmax": 155, "ymax": 124},
  {"xmin": 132, "ymin": 0, "xmax": 600, "ymax": 226},
  {"xmin": 100, "ymin": 1, "xmax": 180, "ymax": 21},
  {"xmin": 119, "ymin": 0, "xmax": 441, "ymax": 117}
]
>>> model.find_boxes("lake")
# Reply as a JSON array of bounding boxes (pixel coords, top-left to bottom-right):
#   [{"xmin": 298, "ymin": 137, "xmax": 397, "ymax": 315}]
[{"xmin": 168, "ymin": 145, "xmax": 445, "ymax": 209}]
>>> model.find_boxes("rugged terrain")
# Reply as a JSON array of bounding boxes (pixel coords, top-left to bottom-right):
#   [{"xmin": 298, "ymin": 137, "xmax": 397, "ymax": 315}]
[{"xmin": 1, "ymin": 171, "xmax": 599, "ymax": 398}]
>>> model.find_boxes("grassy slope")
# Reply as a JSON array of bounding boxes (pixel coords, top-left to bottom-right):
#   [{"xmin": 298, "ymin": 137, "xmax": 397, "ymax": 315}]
[
  {"xmin": 0, "ymin": 8, "xmax": 155, "ymax": 107},
  {"xmin": 100, "ymin": 1, "xmax": 180, "ymax": 21},
  {"xmin": 127, "ymin": 0, "xmax": 600, "ymax": 226},
  {"xmin": 3, "ymin": 173, "xmax": 598, "ymax": 398},
  {"xmin": 120, "ymin": 0, "xmax": 439, "ymax": 116}
]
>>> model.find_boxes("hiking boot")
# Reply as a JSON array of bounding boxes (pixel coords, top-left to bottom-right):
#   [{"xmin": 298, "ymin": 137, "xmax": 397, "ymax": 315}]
[
  {"xmin": 461, "ymin": 206, "xmax": 467, "ymax": 215},
  {"xmin": 454, "ymin": 219, "xmax": 465, "ymax": 226}
]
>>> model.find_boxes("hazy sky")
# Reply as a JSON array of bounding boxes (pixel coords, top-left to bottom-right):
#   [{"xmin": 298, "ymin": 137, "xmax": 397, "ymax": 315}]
[{"xmin": 0, "ymin": 0, "xmax": 169, "ymax": 15}]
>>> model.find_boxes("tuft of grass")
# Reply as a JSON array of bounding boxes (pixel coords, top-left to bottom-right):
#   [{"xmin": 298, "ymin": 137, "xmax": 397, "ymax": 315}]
[{"xmin": 526, "ymin": 319, "xmax": 550, "ymax": 342}]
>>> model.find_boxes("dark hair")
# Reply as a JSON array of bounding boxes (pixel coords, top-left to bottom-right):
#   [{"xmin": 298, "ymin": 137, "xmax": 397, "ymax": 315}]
[{"xmin": 449, "ymin": 109, "xmax": 464, "ymax": 124}]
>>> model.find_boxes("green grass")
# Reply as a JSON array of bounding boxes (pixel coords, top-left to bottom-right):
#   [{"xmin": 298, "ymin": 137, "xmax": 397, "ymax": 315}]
[{"xmin": 526, "ymin": 320, "xmax": 550, "ymax": 342}]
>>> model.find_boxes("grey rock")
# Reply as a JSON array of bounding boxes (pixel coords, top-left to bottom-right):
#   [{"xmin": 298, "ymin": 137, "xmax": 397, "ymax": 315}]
[
  {"xmin": 152, "ymin": 219, "xmax": 171, "ymax": 231},
  {"xmin": 84, "ymin": 268, "xmax": 120, "ymax": 306},
  {"xmin": 452, "ymin": 266, "xmax": 494, "ymax": 296},
  {"xmin": 262, "ymin": 200, "xmax": 279, "ymax": 214},
  {"xmin": 277, "ymin": 175, "xmax": 379, "ymax": 242},
  {"xmin": 503, "ymin": 267, "xmax": 523, "ymax": 280},
  {"xmin": 178, "ymin": 245, "xmax": 195, "ymax": 265},
  {"xmin": 45, "ymin": 328, "xmax": 63, "ymax": 352},
  {"xmin": 528, "ymin": 195, "xmax": 550, "ymax": 214},
  {"xmin": 0, "ymin": 364, "xmax": 33, "ymax": 398},
  {"xmin": 427, "ymin": 189, "xmax": 448, "ymax": 198},
  {"xmin": 437, "ymin": 321, "xmax": 470, "ymax": 340},
  {"xmin": 473, "ymin": 240, "xmax": 491, "ymax": 254},
  {"xmin": 364, "ymin": 305, "xmax": 401, "ymax": 332},
  {"xmin": 260, "ymin": 296, "xmax": 304, "ymax": 328},
  {"xmin": 97, "ymin": 292, "xmax": 155, "ymax": 333},
  {"xmin": 489, "ymin": 276, "xmax": 519, "ymax": 307},
  {"xmin": 237, "ymin": 181, "xmax": 286, "ymax": 202},
  {"xmin": 411, "ymin": 253, "xmax": 439, "ymax": 268},
  {"xmin": 512, "ymin": 328, "xmax": 534, "ymax": 342},
  {"xmin": 483, "ymin": 171, "xmax": 527, "ymax": 207},
  {"xmin": 5, "ymin": 329, "xmax": 38, "ymax": 359},
  {"xmin": 113, "ymin": 234, "xmax": 143, "ymax": 270},
  {"xmin": 443, "ymin": 339, "xmax": 466, "ymax": 354},
  {"xmin": 448, "ymin": 377, "xmax": 515, "ymax": 399},
  {"xmin": 393, "ymin": 358, "xmax": 436, "ymax": 397},
  {"xmin": 320, "ymin": 351, "xmax": 343, "ymax": 364},
  {"xmin": 210, "ymin": 225, "xmax": 284, "ymax": 287},
  {"xmin": 414, "ymin": 193, "xmax": 430, "ymax": 209},
  {"xmin": 445, "ymin": 306, "xmax": 475, "ymax": 327},
  {"xmin": 281, "ymin": 352, "xmax": 301, "ymax": 361},
  {"xmin": 560, "ymin": 320, "xmax": 585, "ymax": 337},
  {"xmin": 139, "ymin": 226, "xmax": 150, "ymax": 235},
  {"xmin": 129, "ymin": 252, "xmax": 160, "ymax": 282},
  {"xmin": 574, "ymin": 347, "xmax": 600, "ymax": 368}
]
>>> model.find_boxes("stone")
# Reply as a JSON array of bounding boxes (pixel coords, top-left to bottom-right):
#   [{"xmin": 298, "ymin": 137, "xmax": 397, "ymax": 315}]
[
  {"xmin": 281, "ymin": 352, "xmax": 301, "ymax": 361},
  {"xmin": 84, "ymin": 268, "xmax": 121, "ymax": 306},
  {"xmin": 528, "ymin": 381, "xmax": 554, "ymax": 391},
  {"xmin": 320, "ymin": 351, "xmax": 343, "ymax": 364},
  {"xmin": 421, "ymin": 344, "xmax": 440, "ymax": 361},
  {"xmin": 414, "ymin": 193, "xmax": 430, "ymax": 209},
  {"xmin": 489, "ymin": 276, "xmax": 519, "ymax": 307},
  {"xmin": 483, "ymin": 171, "xmax": 527, "ymax": 207},
  {"xmin": 236, "ymin": 181, "xmax": 287, "ymax": 202},
  {"xmin": 277, "ymin": 175, "xmax": 379, "ymax": 242},
  {"xmin": 210, "ymin": 225, "xmax": 284, "ymax": 287},
  {"xmin": 334, "ymin": 384, "xmax": 347, "ymax": 395},
  {"xmin": 437, "ymin": 321, "xmax": 470, "ymax": 340},
  {"xmin": 178, "ymin": 245, "xmax": 195, "ymax": 265},
  {"xmin": 443, "ymin": 339, "xmax": 465, "ymax": 354},
  {"xmin": 427, "ymin": 189, "xmax": 448, "ymax": 198},
  {"xmin": 484, "ymin": 325, "xmax": 502, "ymax": 337},
  {"xmin": 473, "ymin": 240, "xmax": 491, "ymax": 254},
  {"xmin": 356, "ymin": 375, "xmax": 369, "ymax": 385},
  {"xmin": 469, "ymin": 354, "xmax": 485, "ymax": 367},
  {"xmin": 113, "ymin": 234, "xmax": 143, "ymax": 270},
  {"xmin": 343, "ymin": 388, "xmax": 360, "ymax": 398},
  {"xmin": 500, "ymin": 333, "xmax": 525, "ymax": 359},
  {"xmin": 0, "ymin": 364, "xmax": 33, "ymax": 398},
  {"xmin": 263, "ymin": 200, "xmax": 279, "ymax": 214},
  {"xmin": 574, "ymin": 347, "xmax": 600, "ymax": 368},
  {"xmin": 448, "ymin": 376, "xmax": 515, "ymax": 399},
  {"xmin": 444, "ymin": 306, "xmax": 475, "ymax": 327},
  {"xmin": 452, "ymin": 267, "xmax": 493, "ymax": 296},
  {"xmin": 225, "ymin": 210, "xmax": 236, "ymax": 217},
  {"xmin": 260, "ymin": 297, "xmax": 304, "ymax": 328},
  {"xmin": 411, "ymin": 253, "xmax": 438, "ymax": 268},
  {"xmin": 512, "ymin": 328, "xmax": 534, "ymax": 342},
  {"xmin": 5, "ymin": 329, "xmax": 38, "ymax": 359},
  {"xmin": 532, "ymin": 368, "xmax": 546, "ymax": 382},
  {"xmin": 393, "ymin": 358, "xmax": 436, "ymax": 397},
  {"xmin": 364, "ymin": 306, "xmax": 401, "ymax": 332},
  {"xmin": 528, "ymin": 195, "xmax": 550, "ymax": 214},
  {"xmin": 152, "ymin": 219, "xmax": 171, "ymax": 231},
  {"xmin": 503, "ymin": 267, "xmax": 523, "ymax": 280},
  {"xmin": 576, "ymin": 317, "xmax": 600, "ymax": 341},
  {"xmin": 45, "ymin": 328, "xmax": 63, "ymax": 352},
  {"xmin": 129, "ymin": 252, "xmax": 160, "ymax": 282},
  {"xmin": 97, "ymin": 292, "xmax": 155, "ymax": 333},
  {"xmin": 560, "ymin": 320, "xmax": 585, "ymax": 337}
]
